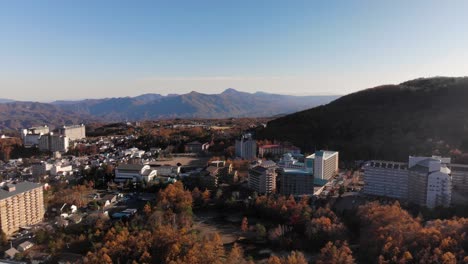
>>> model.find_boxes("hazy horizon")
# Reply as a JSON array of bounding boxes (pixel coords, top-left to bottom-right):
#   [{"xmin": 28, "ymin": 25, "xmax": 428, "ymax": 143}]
[{"xmin": 2, "ymin": 1, "xmax": 468, "ymax": 101}]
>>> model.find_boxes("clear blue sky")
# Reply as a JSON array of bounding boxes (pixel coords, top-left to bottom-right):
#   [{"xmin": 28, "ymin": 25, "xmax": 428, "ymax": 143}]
[{"xmin": 1, "ymin": 0, "xmax": 468, "ymax": 101}]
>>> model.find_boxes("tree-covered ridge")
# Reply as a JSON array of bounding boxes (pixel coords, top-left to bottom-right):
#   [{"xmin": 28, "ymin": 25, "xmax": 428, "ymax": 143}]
[{"xmin": 258, "ymin": 77, "xmax": 468, "ymax": 161}]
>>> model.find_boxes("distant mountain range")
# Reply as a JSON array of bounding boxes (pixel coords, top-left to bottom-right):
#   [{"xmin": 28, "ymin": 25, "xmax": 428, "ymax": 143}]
[
  {"xmin": 0, "ymin": 89, "xmax": 339, "ymax": 130},
  {"xmin": 257, "ymin": 77, "xmax": 468, "ymax": 162},
  {"xmin": 0, "ymin": 98, "xmax": 14, "ymax": 103}
]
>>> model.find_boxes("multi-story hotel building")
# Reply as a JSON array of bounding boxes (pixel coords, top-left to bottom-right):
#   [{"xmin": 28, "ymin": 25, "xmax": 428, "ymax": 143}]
[
  {"xmin": 38, "ymin": 133, "xmax": 69, "ymax": 153},
  {"xmin": 279, "ymin": 168, "xmax": 315, "ymax": 196},
  {"xmin": 21, "ymin": 125, "xmax": 50, "ymax": 147},
  {"xmin": 248, "ymin": 161, "xmax": 277, "ymax": 194},
  {"xmin": 0, "ymin": 182, "xmax": 44, "ymax": 236},
  {"xmin": 235, "ymin": 133, "xmax": 257, "ymax": 160},
  {"xmin": 362, "ymin": 161, "xmax": 409, "ymax": 199},
  {"xmin": 305, "ymin": 150, "xmax": 339, "ymax": 180},
  {"xmin": 363, "ymin": 156, "xmax": 453, "ymax": 208},
  {"xmin": 58, "ymin": 124, "xmax": 86, "ymax": 141}
]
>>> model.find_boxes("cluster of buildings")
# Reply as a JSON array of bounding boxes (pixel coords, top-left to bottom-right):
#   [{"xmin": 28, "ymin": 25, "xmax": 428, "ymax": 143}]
[
  {"xmin": 21, "ymin": 124, "xmax": 86, "ymax": 153},
  {"xmin": 362, "ymin": 156, "xmax": 468, "ymax": 208},
  {"xmin": 235, "ymin": 133, "xmax": 302, "ymax": 161},
  {"xmin": 258, "ymin": 143, "xmax": 301, "ymax": 158},
  {"xmin": 199, "ymin": 160, "xmax": 238, "ymax": 189},
  {"xmin": 248, "ymin": 150, "xmax": 339, "ymax": 196}
]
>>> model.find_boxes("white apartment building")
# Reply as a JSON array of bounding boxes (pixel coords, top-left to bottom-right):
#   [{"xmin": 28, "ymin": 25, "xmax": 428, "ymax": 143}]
[
  {"xmin": 407, "ymin": 156, "xmax": 452, "ymax": 208},
  {"xmin": 248, "ymin": 161, "xmax": 277, "ymax": 194},
  {"xmin": 305, "ymin": 150, "xmax": 339, "ymax": 180},
  {"xmin": 235, "ymin": 133, "xmax": 257, "ymax": 160},
  {"xmin": 363, "ymin": 156, "xmax": 453, "ymax": 208},
  {"xmin": 115, "ymin": 164, "xmax": 157, "ymax": 182},
  {"xmin": 58, "ymin": 124, "xmax": 86, "ymax": 141}
]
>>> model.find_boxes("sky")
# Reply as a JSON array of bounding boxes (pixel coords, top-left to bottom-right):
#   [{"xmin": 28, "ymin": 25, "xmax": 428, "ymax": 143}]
[{"xmin": 1, "ymin": 0, "xmax": 468, "ymax": 101}]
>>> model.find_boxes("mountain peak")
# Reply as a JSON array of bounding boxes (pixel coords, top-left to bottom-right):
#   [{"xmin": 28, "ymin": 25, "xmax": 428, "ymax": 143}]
[{"xmin": 221, "ymin": 88, "xmax": 241, "ymax": 94}]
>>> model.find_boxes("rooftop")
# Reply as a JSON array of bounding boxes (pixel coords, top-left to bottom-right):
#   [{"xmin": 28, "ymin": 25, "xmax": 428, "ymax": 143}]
[
  {"xmin": 282, "ymin": 168, "xmax": 313, "ymax": 176},
  {"xmin": 314, "ymin": 150, "xmax": 339, "ymax": 159},
  {"xmin": 0, "ymin": 182, "xmax": 43, "ymax": 200},
  {"xmin": 259, "ymin": 144, "xmax": 281, "ymax": 149},
  {"xmin": 187, "ymin": 141, "xmax": 202, "ymax": 145},
  {"xmin": 116, "ymin": 164, "xmax": 145, "ymax": 172},
  {"xmin": 366, "ymin": 160, "xmax": 408, "ymax": 170},
  {"xmin": 251, "ymin": 166, "xmax": 268, "ymax": 173}
]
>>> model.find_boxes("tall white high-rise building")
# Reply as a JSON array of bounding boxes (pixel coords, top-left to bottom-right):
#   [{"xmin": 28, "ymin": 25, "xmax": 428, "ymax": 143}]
[
  {"xmin": 235, "ymin": 133, "xmax": 257, "ymax": 160},
  {"xmin": 305, "ymin": 150, "xmax": 339, "ymax": 180}
]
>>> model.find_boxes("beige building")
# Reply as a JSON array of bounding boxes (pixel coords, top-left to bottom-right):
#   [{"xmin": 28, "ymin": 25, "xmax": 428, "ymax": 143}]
[
  {"xmin": 248, "ymin": 161, "xmax": 277, "ymax": 194},
  {"xmin": 306, "ymin": 150, "xmax": 339, "ymax": 180},
  {"xmin": 0, "ymin": 182, "xmax": 44, "ymax": 236},
  {"xmin": 58, "ymin": 124, "xmax": 86, "ymax": 141}
]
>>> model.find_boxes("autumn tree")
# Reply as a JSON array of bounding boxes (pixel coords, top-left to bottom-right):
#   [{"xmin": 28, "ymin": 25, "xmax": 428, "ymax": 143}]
[
  {"xmin": 191, "ymin": 187, "xmax": 202, "ymax": 206},
  {"xmin": 156, "ymin": 181, "xmax": 193, "ymax": 228},
  {"xmin": 241, "ymin": 217, "xmax": 249, "ymax": 232},
  {"xmin": 268, "ymin": 251, "xmax": 308, "ymax": 264},
  {"xmin": 317, "ymin": 241, "xmax": 355, "ymax": 264},
  {"xmin": 358, "ymin": 202, "xmax": 468, "ymax": 263},
  {"xmin": 226, "ymin": 243, "xmax": 254, "ymax": 264},
  {"xmin": 305, "ymin": 207, "xmax": 346, "ymax": 248}
]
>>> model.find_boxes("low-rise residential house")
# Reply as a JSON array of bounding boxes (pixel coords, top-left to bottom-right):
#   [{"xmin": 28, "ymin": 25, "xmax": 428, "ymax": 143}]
[
  {"xmin": 4, "ymin": 247, "xmax": 20, "ymax": 259},
  {"xmin": 18, "ymin": 241, "xmax": 34, "ymax": 252}
]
